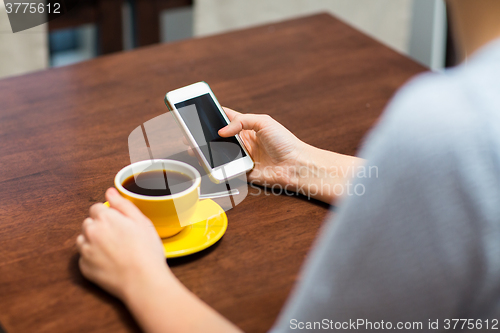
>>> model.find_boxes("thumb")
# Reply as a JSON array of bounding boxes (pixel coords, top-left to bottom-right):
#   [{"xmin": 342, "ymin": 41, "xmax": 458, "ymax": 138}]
[
  {"xmin": 218, "ymin": 113, "xmax": 271, "ymax": 137},
  {"xmin": 222, "ymin": 107, "xmax": 240, "ymax": 121},
  {"xmin": 106, "ymin": 188, "xmax": 150, "ymax": 224}
]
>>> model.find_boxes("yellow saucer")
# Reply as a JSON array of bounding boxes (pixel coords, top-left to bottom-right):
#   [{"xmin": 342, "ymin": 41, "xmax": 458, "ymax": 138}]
[
  {"xmin": 162, "ymin": 199, "xmax": 227, "ymax": 258},
  {"xmin": 104, "ymin": 199, "xmax": 227, "ymax": 258}
]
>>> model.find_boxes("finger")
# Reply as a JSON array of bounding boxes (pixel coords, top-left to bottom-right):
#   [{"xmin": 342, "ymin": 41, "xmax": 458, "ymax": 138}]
[
  {"xmin": 222, "ymin": 107, "xmax": 240, "ymax": 121},
  {"xmin": 182, "ymin": 136, "xmax": 190, "ymax": 146},
  {"xmin": 105, "ymin": 188, "xmax": 149, "ymax": 223},
  {"xmin": 89, "ymin": 202, "xmax": 108, "ymax": 220},
  {"xmin": 79, "ymin": 256, "xmax": 93, "ymax": 280},
  {"xmin": 76, "ymin": 234, "xmax": 87, "ymax": 251},
  {"xmin": 81, "ymin": 218, "xmax": 94, "ymax": 239},
  {"xmin": 218, "ymin": 113, "xmax": 272, "ymax": 137},
  {"xmin": 76, "ymin": 236, "xmax": 92, "ymax": 258}
]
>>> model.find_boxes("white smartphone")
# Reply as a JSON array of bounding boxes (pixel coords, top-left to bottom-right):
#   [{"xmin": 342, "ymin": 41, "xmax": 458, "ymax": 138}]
[{"xmin": 164, "ymin": 82, "xmax": 254, "ymax": 184}]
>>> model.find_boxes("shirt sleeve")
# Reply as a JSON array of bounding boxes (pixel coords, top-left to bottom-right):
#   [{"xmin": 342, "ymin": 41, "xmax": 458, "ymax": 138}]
[{"xmin": 269, "ymin": 74, "xmax": 500, "ymax": 332}]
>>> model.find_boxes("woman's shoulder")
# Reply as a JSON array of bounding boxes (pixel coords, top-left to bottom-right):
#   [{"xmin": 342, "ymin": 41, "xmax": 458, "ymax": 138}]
[
  {"xmin": 380, "ymin": 40, "xmax": 500, "ymax": 145},
  {"xmin": 366, "ymin": 61, "xmax": 500, "ymax": 159},
  {"xmin": 357, "ymin": 62, "xmax": 500, "ymax": 217},
  {"xmin": 359, "ymin": 72, "xmax": 472, "ymax": 160}
]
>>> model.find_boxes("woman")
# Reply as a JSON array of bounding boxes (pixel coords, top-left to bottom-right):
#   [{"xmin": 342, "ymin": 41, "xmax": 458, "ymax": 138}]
[{"xmin": 76, "ymin": 0, "xmax": 500, "ymax": 331}]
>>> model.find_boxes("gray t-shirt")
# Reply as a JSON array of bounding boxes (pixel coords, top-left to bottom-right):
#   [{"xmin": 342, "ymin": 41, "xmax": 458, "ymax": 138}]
[{"xmin": 270, "ymin": 39, "xmax": 500, "ymax": 332}]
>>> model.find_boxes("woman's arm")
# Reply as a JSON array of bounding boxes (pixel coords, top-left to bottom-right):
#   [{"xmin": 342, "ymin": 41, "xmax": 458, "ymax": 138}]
[
  {"xmin": 219, "ymin": 108, "xmax": 363, "ymax": 204},
  {"xmin": 77, "ymin": 188, "xmax": 242, "ymax": 333},
  {"xmin": 124, "ymin": 266, "xmax": 241, "ymax": 333},
  {"xmin": 289, "ymin": 145, "xmax": 364, "ymax": 204}
]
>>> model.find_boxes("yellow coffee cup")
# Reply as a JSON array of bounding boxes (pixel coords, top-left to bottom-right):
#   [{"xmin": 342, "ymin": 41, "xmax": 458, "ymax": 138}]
[{"xmin": 114, "ymin": 159, "xmax": 201, "ymax": 238}]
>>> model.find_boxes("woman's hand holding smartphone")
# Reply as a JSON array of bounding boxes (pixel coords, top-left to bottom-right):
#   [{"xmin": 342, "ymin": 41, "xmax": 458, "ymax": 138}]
[{"xmin": 218, "ymin": 107, "xmax": 309, "ymax": 190}]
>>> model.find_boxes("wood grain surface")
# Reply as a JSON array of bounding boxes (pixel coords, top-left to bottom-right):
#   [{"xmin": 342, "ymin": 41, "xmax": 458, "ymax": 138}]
[{"xmin": 0, "ymin": 13, "xmax": 426, "ymax": 333}]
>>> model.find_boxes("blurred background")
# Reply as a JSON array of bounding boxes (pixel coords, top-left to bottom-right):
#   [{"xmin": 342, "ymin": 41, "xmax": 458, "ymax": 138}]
[{"xmin": 0, "ymin": 0, "xmax": 452, "ymax": 79}]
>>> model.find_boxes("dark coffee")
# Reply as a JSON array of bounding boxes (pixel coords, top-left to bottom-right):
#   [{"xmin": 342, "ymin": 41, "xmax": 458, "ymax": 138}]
[{"xmin": 122, "ymin": 170, "xmax": 193, "ymax": 196}]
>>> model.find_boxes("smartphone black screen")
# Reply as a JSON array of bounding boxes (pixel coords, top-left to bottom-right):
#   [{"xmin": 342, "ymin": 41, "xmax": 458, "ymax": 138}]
[{"xmin": 175, "ymin": 93, "xmax": 246, "ymax": 168}]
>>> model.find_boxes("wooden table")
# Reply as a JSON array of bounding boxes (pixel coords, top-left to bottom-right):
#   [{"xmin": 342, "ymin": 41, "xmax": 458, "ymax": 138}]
[{"xmin": 0, "ymin": 14, "xmax": 425, "ymax": 333}]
